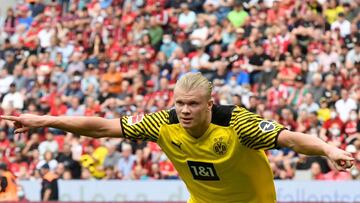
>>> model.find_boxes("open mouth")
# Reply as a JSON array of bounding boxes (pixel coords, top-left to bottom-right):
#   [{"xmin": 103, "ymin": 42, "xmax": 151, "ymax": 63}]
[{"xmin": 181, "ymin": 118, "xmax": 192, "ymax": 123}]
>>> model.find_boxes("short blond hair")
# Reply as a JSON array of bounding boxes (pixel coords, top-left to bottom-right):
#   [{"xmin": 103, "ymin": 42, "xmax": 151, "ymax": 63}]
[{"xmin": 175, "ymin": 72, "xmax": 213, "ymax": 99}]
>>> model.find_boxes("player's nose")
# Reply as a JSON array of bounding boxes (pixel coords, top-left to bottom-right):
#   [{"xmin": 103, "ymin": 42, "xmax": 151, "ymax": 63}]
[{"xmin": 181, "ymin": 105, "xmax": 191, "ymax": 114}]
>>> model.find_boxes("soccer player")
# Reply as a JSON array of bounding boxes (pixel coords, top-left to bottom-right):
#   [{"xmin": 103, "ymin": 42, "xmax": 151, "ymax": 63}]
[{"xmin": 1, "ymin": 72, "xmax": 354, "ymax": 203}]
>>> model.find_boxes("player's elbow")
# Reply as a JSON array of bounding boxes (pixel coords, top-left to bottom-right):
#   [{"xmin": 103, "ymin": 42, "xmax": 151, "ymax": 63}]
[
  {"xmin": 277, "ymin": 130, "xmax": 296, "ymax": 149},
  {"xmin": 78, "ymin": 118, "xmax": 122, "ymax": 139},
  {"xmin": 96, "ymin": 118, "xmax": 122, "ymax": 138}
]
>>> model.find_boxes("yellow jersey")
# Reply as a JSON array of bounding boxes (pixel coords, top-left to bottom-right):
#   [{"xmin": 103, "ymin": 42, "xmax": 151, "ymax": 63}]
[{"xmin": 121, "ymin": 105, "xmax": 285, "ymax": 203}]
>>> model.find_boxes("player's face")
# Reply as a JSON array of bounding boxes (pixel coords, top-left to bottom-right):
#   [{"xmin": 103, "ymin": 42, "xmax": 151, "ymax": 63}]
[{"xmin": 174, "ymin": 87, "xmax": 212, "ymax": 133}]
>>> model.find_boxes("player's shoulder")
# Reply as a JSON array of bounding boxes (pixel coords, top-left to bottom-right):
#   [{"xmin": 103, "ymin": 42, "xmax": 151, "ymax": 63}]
[
  {"xmin": 211, "ymin": 105, "xmax": 237, "ymax": 126},
  {"xmin": 212, "ymin": 105, "xmax": 256, "ymax": 126}
]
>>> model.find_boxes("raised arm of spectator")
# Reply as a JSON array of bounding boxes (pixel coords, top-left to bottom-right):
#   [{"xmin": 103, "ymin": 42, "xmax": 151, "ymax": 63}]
[
  {"xmin": 277, "ymin": 130, "xmax": 354, "ymax": 171},
  {"xmin": 1, "ymin": 114, "xmax": 122, "ymax": 139}
]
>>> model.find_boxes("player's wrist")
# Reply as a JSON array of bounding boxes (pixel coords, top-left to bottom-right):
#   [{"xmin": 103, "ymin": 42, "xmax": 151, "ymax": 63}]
[
  {"xmin": 42, "ymin": 115, "xmax": 56, "ymax": 127},
  {"xmin": 323, "ymin": 144, "xmax": 336, "ymax": 158}
]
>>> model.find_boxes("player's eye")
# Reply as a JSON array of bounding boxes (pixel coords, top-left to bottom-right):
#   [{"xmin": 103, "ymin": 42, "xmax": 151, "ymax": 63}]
[
  {"xmin": 176, "ymin": 101, "xmax": 184, "ymax": 106},
  {"xmin": 189, "ymin": 102, "xmax": 198, "ymax": 106}
]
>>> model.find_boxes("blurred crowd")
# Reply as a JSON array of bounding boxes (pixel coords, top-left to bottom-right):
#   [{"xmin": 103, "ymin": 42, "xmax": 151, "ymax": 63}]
[{"xmin": 0, "ymin": 0, "xmax": 358, "ymax": 184}]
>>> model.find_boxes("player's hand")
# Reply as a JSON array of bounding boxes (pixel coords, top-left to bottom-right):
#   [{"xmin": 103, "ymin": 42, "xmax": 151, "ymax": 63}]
[
  {"xmin": 326, "ymin": 146, "xmax": 354, "ymax": 171},
  {"xmin": 0, "ymin": 114, "xmax": 47, "ymax": 134}
]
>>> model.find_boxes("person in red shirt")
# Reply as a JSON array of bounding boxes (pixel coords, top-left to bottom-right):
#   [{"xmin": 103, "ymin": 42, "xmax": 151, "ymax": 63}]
[
  {"xmin": 84, "ymin": 97, "xmax": 101, "ymax": 116},
  {"xmin": 49, "ymin": 97, "xmax": 68, "ymax": 117},
  {"xmin": 320, "ymin": 109, "xmax": 344, "ymax": 141},
  {"xmin": 151, "ymin": 77, "xmax": 174, "ymax": 109},
  {"xmin": 105, "ymin": 35, "xmax": 122, "ymax": 59},
  {"xmin": 21, "ymin": 23, "xmax": 40, "ymax": 53},
  {"xmin": 9, "ymin": 149, "xmax": 28, "ymax": 178},
  {"xmin": 310, "ymin": 162, "xmax": 325, "ymax": 180},
  {"xmin": 326, "ymin": 122, "xmax": 346, "ymax": 150},
  {"xmin": 151, "ymin": 2, "xmax": 169, "ymax": 26},
  {"xmin": 279, "ymin": 108, "xmax": 298, "ymax": 131},
  {"xmin": 142, "ymin": 80, "xmax": 156, "ymax": 112},
  {"xmin": 344, "ymin": 110, "xmax": 359, "ymax": 143},
  {"xmin": 266, "ymin": 0, "xmax": 289, "ymax": 25},
  {"xmin": 323, "ymin": 168, "xmax": 351, "ymax": 180},
  {"xmin": 234, "ymin": 28, "xmax": 248, "ymax": 49},
  {"xmin": 266, "ymin": 77, "xmax": 289, "ymax": 111},
  {"xmin": 159, "ymin": 155, "xmax": 178, "ymax": 179},
  {"xmin": 277, "ymin": 55, "xmax": 302, "ymax": 86}
]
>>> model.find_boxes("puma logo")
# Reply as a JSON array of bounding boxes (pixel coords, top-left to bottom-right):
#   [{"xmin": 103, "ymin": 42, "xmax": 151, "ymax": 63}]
[{"xmin": 171, "ymin": 141, "xmax": 182, "ymax": 150}]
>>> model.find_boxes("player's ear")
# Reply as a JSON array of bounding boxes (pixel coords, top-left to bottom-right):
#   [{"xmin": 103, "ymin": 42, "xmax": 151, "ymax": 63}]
[{"xmin": 207, "ymin": 99, "xmax": 213, "ymax": 111}]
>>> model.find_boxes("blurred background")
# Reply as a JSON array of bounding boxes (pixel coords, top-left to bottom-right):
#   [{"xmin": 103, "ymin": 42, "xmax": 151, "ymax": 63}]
[{"xmin": 0, "ymin": 0, "xmax": 358, "ymax": 202}]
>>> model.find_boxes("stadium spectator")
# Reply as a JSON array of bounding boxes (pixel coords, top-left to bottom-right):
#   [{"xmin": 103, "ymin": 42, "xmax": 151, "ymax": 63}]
[
  {"xmin": 335, "ymin": 89, "xmax": 357, "ymax": 122},
  {"xmin": 227, "ymin": 1, "xmax": 248, "ymax": 28},
  {"xmin": 56, "ymin": 143, "xmax": 81, "ymax": 179},
  {"xmin": 37, "ymin": 151, "xmax": 58, "ymax": 171},
  {"xmin": 298, "ymin": 93, "xmax": 320, "ymax": 114},
  {"xmin": 1, "ymin": 83, "xmax": 24, "ymax": 110},
  {"xmin": 0, "ymin": 162, "xmax": 18, "ymax": 201},
  {"xmin": 116, "ymin": 143, "xmax": 135, "ymax": 180},
  {"xmin": 38, "ymin": 132, "xmax": 58, "ymax": 159},
  {"xmin": 40, "ymin": 163, "xmax": 58, "ymax": 201},
  {"xmin": 103, "ymin": 142, "xmax": 121, "ymax": 168}
]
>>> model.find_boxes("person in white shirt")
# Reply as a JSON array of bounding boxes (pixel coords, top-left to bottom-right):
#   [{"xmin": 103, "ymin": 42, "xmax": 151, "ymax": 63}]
[
  {"xmin": 335, "ymin": 89, "xmax": 357, "ymax": 122},
  {"xmin": 190, "ymin": 44, "xmax": 210, "ymax": 71},
  {"xmin": 346, "ymin": 42, "xmax": 360, "ymax": 66},
  {"xmin": 38, "ymin": 132, "xmax": 59, "ymax": 159},
  {"xmin": 331, "ymin": 13, "xmax": 351, "ymax": 38},
  {"xmin": 298, "ymin": 93, "xmax": 320, "ymax": 114},
  {"xmin": 38, "ymin": 22, "xmax": 55, "ymax": 49},
  {"xmin": 10, "ymin": 24, "xmax": 27, "ymax": 46},
  {"xmin": 178, "ymin": 3, "xmax": 197, "ymax": 32},
  {"xmin": 1, "ymin": 83, "xmax": 24, "ymax": 110},
  {"xmin": 190, "ymin": 17, "xmax": 209, "ymax": 44},
  {"xmin": 0, "ymin": 69, "xmax": 14, "ymax": 96},
  {"xmin": 317, "ymin": 43, "xmax": 340, "ymax": 72}
]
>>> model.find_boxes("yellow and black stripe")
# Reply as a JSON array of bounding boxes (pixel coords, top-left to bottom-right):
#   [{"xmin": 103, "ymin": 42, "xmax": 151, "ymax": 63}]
[
  {"xmin": 230, "ymin": 106, "xmax": 285, "ymax": 150},
  {"xmin": 120, "ymin": 110, "xmax": 170, "ymax": 142}
]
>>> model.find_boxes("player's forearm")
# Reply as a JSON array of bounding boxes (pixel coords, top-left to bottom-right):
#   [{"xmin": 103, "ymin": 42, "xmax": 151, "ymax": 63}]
[
  {"xmin": 278, "ymin": 130, "xmax": 332, "ymax": 157},
  {"xmin": 44, "ymin": 115, "xmax": 121, "ymax": 138}
]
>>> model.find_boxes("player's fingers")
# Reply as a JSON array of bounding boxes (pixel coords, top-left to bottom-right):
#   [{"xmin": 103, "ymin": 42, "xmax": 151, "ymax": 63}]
[
  {"xmin": 334, "ymin": 162, "xmax": 346, "ymax": 171},
  {"xmin": 14, "ymin": 127, "xmax": 30, "ymax": 134},
  {"xmin": 340, "ymin": 153, "xmax": 355, "ymax": 161},
  {"xmin": 14, "ymin": 121, "xmax": 23, "ymax": 128},
  {"xmin": 0, "ymin": 115, "xmax": 20, "ymax": 122},
  {"xmin": 338, "ymin": 160, "xmax": 354, "ymax": 169}
]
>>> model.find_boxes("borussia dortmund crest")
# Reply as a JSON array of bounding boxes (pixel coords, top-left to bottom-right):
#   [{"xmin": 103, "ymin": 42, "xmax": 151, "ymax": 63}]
[{"xmin": 213, "ymin": 137, "xmax": 227, "ymax": 155}]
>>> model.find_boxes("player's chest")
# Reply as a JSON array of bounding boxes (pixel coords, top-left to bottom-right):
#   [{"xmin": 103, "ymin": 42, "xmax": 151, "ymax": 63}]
[
  {"xmin": 160, "ymin": 126, "xmax": 240, "ymax": 181},
  {"xmin": 160, "ymin": 125, "xmax": 239, "ymax": 163}
]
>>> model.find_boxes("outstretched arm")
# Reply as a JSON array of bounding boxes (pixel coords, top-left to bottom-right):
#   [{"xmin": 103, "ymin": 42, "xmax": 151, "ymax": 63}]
[
  {"xmin": 1, "ymin": 114, "xmax": 122, "ymax": 138},
  {"xmin": 277, "ymin": 130, "xmax": 354, "ymax": 171}
]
